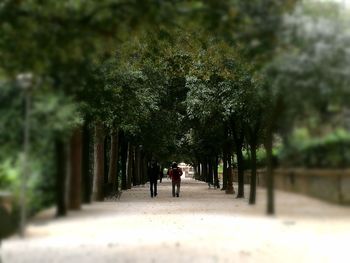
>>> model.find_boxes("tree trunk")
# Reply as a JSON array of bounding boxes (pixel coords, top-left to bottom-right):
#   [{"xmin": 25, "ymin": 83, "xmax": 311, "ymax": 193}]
[
  {"xmin": 141, "ymin": 152, "xmax": 147, "ymax": 185},
  {"xmin": 138, "ymin": 150, "xmax": 143, "ymax": 184},
  {"xmin": 221, "ymin": 125, "xmax": 229, "ymax": 190},
  {"xmin": 132, "ymin": 146, "xmax": 138, "ymax": 186},
  {"xmin": 82, "ymin": 122, "xmax": 91, "ymax": 204},
  {"xmin": 104, "ymin": 136, "xmax": 109, "ymax": 185},
  {"xmin": 202, "ymin": 158, "xmax": 208, "ymax": 183},
  {"xmin": 197, "ymin": 162, "xmax": 201, "ymax": 180},
  {"xmin": 214, "ymin": 155, "xmax": 220, "ymax": 188},
  {"xmin": 55, "ymin": 137, "xmax": 67, "ymax": 217},
  {"xmin": 137, "ymin": 147, "xmax": 142, "ymax": 185},
  {"xmin": 249, "ymin": 139, "xmax": 257, "ymax": 205},
  {"xmin": 127, "ymin": 143, "xmax": 133, "ymax": 189},
  {"xmin": 233, "ymin": 125, "xmax": 245, "ymax": 199},
  {"xmin": 236, "ymin": 142, "xmax": 244, "ymax": 198},
  {"xmin": 108, "ymin": 131, "xmax": 119, "ymax": 191},
  {"xmin": 194, "ymin": 160, "xmax": 199, "ymax": 180},
  {"xmin": 225, "ymin": 150, "xmax": 234, "ymax": 194},
  {"xmin": 222, "ymin": 146, "xmax": 228, "ymax": 191},
  {"xmin": 68, "ymin": 128, "xmax": 82, "ymax": 210},
  {"xmin": 92, "ymin": 123, "xmax": 104, "ymax": 201},
  {"xmin": 265, "ymin": 132, "xmax": 274, "ymax": 214},
  {"xmin": 120, "ymin": 132, "xmax": 128, "ymax": 190},
  {"xmin": 208, "ymin": 157, "xmax": 213, "ymax": 187},
  {"xmin": 264, "ymin": 96, "xmax": 283, "ymax": 214}
]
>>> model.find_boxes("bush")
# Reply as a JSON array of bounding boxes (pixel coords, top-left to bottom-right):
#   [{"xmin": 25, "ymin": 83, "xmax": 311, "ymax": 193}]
[
  {"xmin": 0, "ymin": 156, "xmax": 55, "ymax": 217},
  {"xmin": 0, "ymin": 159, "xmax": 20, "ymax": 191},
  {"xmin": 279, "ymin": 129, "xmax": 350, "ymax": 168},
  {"xmin": 242, "ymin": 148, "xmax": 272, "ymax": 169}
]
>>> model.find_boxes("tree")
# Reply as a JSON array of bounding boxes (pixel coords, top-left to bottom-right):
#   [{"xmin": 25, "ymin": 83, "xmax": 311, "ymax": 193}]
[{"xmin": 262, "ymin": 1, "xmax": 350, "ymax": 214}]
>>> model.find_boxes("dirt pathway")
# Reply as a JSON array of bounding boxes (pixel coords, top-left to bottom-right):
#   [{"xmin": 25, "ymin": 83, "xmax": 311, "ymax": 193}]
[{"xmin": 2, "ymin": 178, "xmax": 350, "ymax": 263}]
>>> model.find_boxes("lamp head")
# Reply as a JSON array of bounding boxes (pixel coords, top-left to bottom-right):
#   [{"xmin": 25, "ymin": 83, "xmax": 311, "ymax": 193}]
[{"xmin": 16, "ymin": 73, "xmax": 33, "ymax": 90}]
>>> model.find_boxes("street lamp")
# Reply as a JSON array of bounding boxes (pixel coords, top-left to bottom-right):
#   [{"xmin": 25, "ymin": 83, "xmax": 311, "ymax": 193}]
[{"xmin": 16, "ymin": 73, "xmax": 33, "ymax": 237}]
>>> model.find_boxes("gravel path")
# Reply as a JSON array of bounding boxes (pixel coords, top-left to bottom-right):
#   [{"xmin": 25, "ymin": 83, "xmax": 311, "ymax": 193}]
[{"xmin": 2, "ymin": 178, "xmax": 350, "ymax": 263}]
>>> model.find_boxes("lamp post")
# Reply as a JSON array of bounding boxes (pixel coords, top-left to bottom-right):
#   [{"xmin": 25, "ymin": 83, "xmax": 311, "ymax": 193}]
[{"xmin": 16, "ymin": 73, "xmax": 33, "ymax": 237}]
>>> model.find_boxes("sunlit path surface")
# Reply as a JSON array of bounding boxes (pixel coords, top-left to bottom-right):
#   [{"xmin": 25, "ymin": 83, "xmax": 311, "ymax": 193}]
[{"xmin": 2, "ymin": 178, "xmax": 350, "ymax": 263}]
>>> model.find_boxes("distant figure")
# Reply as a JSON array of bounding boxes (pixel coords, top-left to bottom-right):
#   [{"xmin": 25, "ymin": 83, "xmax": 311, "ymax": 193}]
[
  {"xmin": 166, "ymin": 167, "xmax": 171, "ymax": 180},
  {"xmin": 148, "ymin": 160, "xmax": 160, "ymax": 198},
  {"xmin": 169, "ymin": 162, "xmax": 183, "ymax": 197}
]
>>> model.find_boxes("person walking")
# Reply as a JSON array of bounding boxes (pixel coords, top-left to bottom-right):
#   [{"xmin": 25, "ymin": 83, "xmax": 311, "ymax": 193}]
[
  {"xmin": 148, "ymin": 160, "xmax": 160, "ymax": 198},
  {"xmin": 169, "ymin": 162, "xmax": 183, "ymax": 197}
]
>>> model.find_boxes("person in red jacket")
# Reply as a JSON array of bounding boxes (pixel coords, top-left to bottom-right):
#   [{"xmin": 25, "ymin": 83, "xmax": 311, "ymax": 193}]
[{"xmin": 169, "ymin": 162, "xmax": 183, "ymax": 197}]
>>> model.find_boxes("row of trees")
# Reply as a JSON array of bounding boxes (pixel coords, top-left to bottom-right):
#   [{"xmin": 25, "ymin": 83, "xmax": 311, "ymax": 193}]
[
  {"xmin": 185, "ymin": 1, "xmax": 350, "ymax": 213},
  {"xmin": 1, "ymin": 0, "xmax": 349, "ymax": 219}
]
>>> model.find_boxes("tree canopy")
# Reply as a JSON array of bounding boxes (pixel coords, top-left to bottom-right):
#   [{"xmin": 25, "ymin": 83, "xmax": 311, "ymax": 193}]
[{"xmin": 1, "ymin": 0, "xmax": 349, "ymax": 217}]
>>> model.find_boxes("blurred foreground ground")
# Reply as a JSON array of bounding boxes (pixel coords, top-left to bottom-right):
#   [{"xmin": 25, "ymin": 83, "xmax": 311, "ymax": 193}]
[{"xmin": 2, "ymin": 178, "xmax": 350, "ymax": 263}]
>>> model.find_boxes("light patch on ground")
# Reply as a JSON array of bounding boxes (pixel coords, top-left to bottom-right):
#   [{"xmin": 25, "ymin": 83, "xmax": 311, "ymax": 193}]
[{"xmin": 2, "ymin": 178, "xmax": 350, "ymax": 263}]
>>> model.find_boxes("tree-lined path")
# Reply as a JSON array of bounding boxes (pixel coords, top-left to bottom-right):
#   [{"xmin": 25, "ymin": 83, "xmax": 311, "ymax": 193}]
[{"xmin": 2, "ymin": 178, "xmax": 350, "ymax": 263}]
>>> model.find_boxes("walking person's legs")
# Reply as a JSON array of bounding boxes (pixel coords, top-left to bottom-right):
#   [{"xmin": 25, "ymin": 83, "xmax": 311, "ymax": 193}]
[
  {"xmin": 150, "ymin": 181, "xmax": 154, "ymax": 197},
  {"xmin": 154, "ymin": 182, "xmax": 157, "ymax": 197},
  {"xmin": 172, "ymin": 181, "xmax": 176, "ymax": 197},
  {"xmin": 176, "ymin": 181, "xmax": 181, "ymax": 197}
]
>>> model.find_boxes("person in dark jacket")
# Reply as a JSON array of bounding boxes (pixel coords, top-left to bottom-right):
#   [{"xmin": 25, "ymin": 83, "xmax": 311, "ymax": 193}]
[
  {"xmin": 159, "ymin": 168, "xmax": 164, "ymax": 183},
  {"xmin": 169, "ymin": 162, "xmax": 183, "ymax": 197},
  {"xmin": 148, "ymin": 160, "xmax": 160, "ymax": 198}
]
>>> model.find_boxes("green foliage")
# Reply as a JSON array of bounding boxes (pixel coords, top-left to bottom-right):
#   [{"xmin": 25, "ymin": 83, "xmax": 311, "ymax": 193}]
[
  {"xmin": 0, "ymin": 77, "xmax": 80, "ymax": 213},
  {"xmin": 242, "ymin": 148, "xmax": 269, "ymax": 169},
  {"xmin": 265, "ymin": 1, "xmax": 350, "ymax": 135},
  {"xmin": 3, "ymin": 0, "xmax": 348, "ymax": 214},
  {"xmin": 27, "ymin": 158, "xmax": 56, "ymax": 215},
  {"xmin": 0, "ymin": 159, "xmax": 19, "ymax": 189},
  {"xmin": 32, "ymin": 91, "xmax": 82, "ymax": 137},
  {"xmin": 280, "ymin": 129, "xmax": 350, "ymax": 168},
  {"xmin": 0, "ymin": 82, "xmax": 23, "ymax": 160}
]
